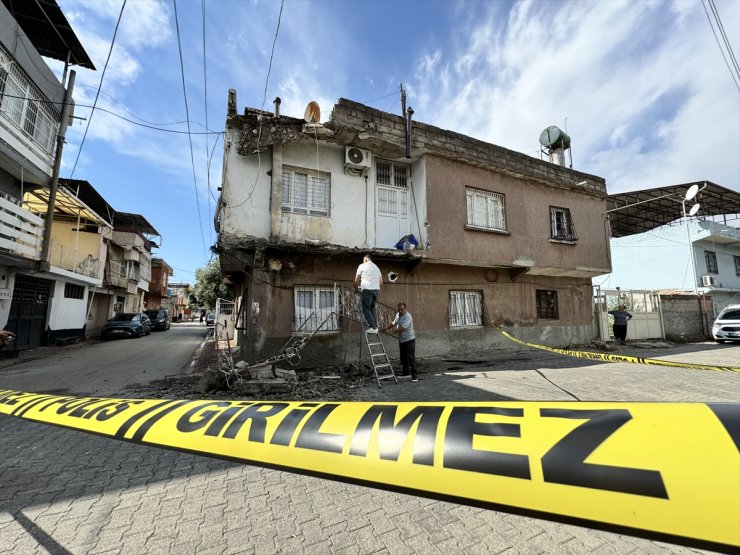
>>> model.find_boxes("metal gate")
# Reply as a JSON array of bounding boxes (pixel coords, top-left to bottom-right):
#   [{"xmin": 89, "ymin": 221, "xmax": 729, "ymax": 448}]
[
  {"xmin": 593, "ymin": 287, "xmax": 664, "ymax": 342},
  {"xmin": 7, "ymin": 274, "xmax": 51, "ymax": 350}
]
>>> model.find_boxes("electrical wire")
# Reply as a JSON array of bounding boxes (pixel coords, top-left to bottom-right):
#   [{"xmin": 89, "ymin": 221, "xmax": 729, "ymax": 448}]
[
  {"xmin": 202, "ymin": 0, "xmax": 213, "ymax": 246},
  {"xmin": 701, "ymin": 0, "xmax": 740, "ymax": 92},
  {"xmin": 708, "ymin": 0, "xmax": 740, "ymax": 78},
  {"xmin": 261, "ymin": 0, "xmax": 284, "ymax": 111},
  {"xmin": 173, "ymin": 0, "xmax": 206, "ymax": 254},
  {"xmin": 69, "ymin": 0, "xmax": 127, "ymax": 179}
]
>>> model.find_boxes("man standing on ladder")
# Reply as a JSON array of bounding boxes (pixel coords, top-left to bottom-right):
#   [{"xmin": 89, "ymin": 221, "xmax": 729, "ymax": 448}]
[{"xmin": 354, "ymin": 254, "xmax": 383, "ymax": 333}]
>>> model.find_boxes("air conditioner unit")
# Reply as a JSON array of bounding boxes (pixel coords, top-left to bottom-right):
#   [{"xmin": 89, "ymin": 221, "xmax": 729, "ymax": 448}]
[
  {"xmin": 345, "ymin": 146, "xmax": 372, "ymax": 170},
  {"xmin": 701, "ymin": 275, "xmax": 716, "ymax": 287}
]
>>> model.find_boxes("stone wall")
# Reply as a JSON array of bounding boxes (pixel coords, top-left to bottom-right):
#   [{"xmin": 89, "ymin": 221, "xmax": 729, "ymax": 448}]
[{"xmin": 660, "ymin": 294, "xmax": 712, "ymax": 340}]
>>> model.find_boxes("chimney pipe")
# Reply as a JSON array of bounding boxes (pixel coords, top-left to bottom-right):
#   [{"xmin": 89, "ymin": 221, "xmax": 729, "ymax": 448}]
[
  {"xmin": 273, "ymin": 97, "xmax": 281, "ymax": 117},
  {"xmin": 405, "ymin": 107, "xmax": 414, "ymax": 159}
]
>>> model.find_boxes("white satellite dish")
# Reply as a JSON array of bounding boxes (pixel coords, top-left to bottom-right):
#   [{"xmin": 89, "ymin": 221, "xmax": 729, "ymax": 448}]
[
  {"xmin": 684, "ymin": 184, "xmax": 699, "ymax": 201},
  {"xmin": 304, "ymin": 101, "xmax": 320, "ymax": 123},
  {"xmin": 688, "ymin": 203, "xmax": 700, "ymax": 216}
]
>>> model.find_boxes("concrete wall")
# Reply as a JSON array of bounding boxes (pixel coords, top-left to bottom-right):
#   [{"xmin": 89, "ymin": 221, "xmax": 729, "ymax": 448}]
[
  {"xmin": 240, "ymin": 250, "xmax": 595, "ymax": 366},
  {"xmin": 426, "ymin": 156, "xmax": 611, "ymax": 274}
]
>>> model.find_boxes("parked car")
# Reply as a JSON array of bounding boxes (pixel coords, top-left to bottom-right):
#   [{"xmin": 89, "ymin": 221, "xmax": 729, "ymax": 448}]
[
  {"xmin": 101, "ymin": 313, "xmax": 152, "ymax": 339},
  {"xmin": 144, "ymin": 309, "xmax": 170, "ymax": 331},
  {"xmin": 205, "ymin": 313, "xmax": 216, "ymax": 326},
  {"xmin": 712, "ymin": 304, "xmax": 740, "ymax": 344}
]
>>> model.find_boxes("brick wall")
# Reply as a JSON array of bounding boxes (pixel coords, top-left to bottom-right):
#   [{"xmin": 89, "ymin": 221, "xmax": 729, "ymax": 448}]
[
  {"xmin": 660, "ymin": 294, "xmax": 712, "ymax": 340},
  {"xmin": 330, "ymin": 98, "xmax": 607, "ymax": 198}
]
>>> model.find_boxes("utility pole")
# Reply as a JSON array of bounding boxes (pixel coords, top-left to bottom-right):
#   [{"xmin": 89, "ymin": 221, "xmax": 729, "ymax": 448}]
[{"xmin": 39, "ymin": 70, "xmax": 76, "ymax": 272}]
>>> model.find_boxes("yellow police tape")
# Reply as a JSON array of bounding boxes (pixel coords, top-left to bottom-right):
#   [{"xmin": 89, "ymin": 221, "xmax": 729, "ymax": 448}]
[
  {"xmin": 0, "ymin": 389, "xmax": 738, "ymax": 550},
  {"xmin": 497, "ymin": 328, "xmax": 740, "ymax": 372}
]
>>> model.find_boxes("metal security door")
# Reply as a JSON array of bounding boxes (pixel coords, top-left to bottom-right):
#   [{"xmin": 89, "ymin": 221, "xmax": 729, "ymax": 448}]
[{"xmin": 7, "ymin": 274, "xmax": 51, "ymax": 349}]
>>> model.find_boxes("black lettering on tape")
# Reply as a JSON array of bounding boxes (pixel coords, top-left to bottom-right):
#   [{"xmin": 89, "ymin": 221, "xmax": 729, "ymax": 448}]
[
  {"xmin": 707, "ymin": 403, "xmax": 740, "ymax": 452},
  {"xmin": 130, "ymin": 400, "xmax": 193, "ymax": 442},
  {"xmin": 221, "ymin": 402, "xmax": 289, "ymax": 442},
  {"xmin": 115, "ymin": 400, "xmax": 186, "ymax": 440},
  {"xmin": 177, "ymin": 402, "xmax": 234, "ymax": 433},
  {"xmin": 540, "ymin": 408, "xmax": 668, "ymax": 498},
  {"xmin": 205, "ymin": 402, "xmax": 255, "ymax": 437},
  {"xmin": 349, "ymin": 404, "xmax": 444, "ymax": 465},
  {"xmin": 294, "ymin": 403, "xmax": 345, "ymax": 454},
  {"xmin": 90, "ymin": 400, "xmax": 144, "ymax": 421},
  {"xmin": 270, "ymin": 403, "xmax": 320, "ymax": 446},
  {"xmin": 443, "ymin": 407, "xmax": 530, "ymax": 479},
  {"xmin": 12, "ymin": 395, "xmax": 54, "ymax": 417},
  {"xmin": 68, "ymin": 399, "xmax": 105, "ymax": 417}
]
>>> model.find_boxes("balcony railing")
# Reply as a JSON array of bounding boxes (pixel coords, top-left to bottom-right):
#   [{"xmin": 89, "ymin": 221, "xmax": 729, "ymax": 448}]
[
  {"xmin": 48, "ymin": 239, "xmax": 103, "ymax": 279},
  {"xmin": 0, "ymin": 194, "xmax": 43, "ymax": 260}
]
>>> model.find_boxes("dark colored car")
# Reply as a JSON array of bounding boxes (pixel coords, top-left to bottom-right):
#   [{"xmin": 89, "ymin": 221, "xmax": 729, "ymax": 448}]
[
  {"xmin": 144, "ymin": 309, "xmax": 170, "ymax": 331},
  {"xmin": 101, "ymin": 313, "xmax": 152, "ymax": 339}
]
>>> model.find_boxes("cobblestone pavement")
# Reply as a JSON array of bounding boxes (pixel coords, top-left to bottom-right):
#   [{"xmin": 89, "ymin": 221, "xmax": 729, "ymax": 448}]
[{"xmin": 1, "ymin": 335, "xmax": 738, "ymax": 554}]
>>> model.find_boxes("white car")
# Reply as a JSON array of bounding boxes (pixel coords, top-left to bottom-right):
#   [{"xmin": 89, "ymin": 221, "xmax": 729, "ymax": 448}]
[{"xmin": 712, "ymin": 304, "xmax": 740, "ymax": 344}]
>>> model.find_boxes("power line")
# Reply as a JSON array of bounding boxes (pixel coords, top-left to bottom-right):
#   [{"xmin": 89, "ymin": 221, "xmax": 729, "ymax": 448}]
[
  {"xmin": 708, "ymin": 0, "xmax": 740, "ymax": 78},
  {"xmin": 69, "ymin": 0, "xmax": 127, "ymax": 178},
  {"xmin": 202, "ymin": 0, "xmax": 213, "ymax": 247},
  {"xmin": 261, "ymin": 0, "xmax": 284, "ymax": 111},
  {"xmin": 173, "ymin": 0, "xmax": 206, "ymax": 254},
  {"xmin": 701, "ymin": 0, "xmax": 740, "ymax": 92}
]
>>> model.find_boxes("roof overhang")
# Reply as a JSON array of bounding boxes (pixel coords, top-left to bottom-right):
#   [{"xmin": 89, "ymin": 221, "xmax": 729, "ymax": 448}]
[
  {"xmin": 113, "ymin": 212, "xmax": 161, "ymax": 247},
  {"xmin": 1, "ymin": 0, "xmax": 95, "ymax": 70},
  {"xmin": 606, "ymin": 181, "xmax": 740, "ymax": 238},
  {"xmin": 23, "ymin": 180, "xmax": 113, "ymax": 227}
]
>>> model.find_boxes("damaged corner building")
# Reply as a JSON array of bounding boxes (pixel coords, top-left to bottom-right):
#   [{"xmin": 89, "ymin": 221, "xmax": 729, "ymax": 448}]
[{"xmin": 215, "ymin": 91, "xmax": 611, "ymax": 367}]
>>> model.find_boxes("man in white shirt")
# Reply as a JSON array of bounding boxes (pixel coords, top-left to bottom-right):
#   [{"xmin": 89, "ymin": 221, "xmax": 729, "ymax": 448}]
[{"xmin": 354, "ymin": 254, "xmax": 383, "ymax": 333}]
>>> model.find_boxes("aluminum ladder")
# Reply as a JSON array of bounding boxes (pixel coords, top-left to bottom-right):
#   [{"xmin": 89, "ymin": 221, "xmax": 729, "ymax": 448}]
[{"xmin": 364, "ymin": 329, "xmax": 398, "ymax": 388}]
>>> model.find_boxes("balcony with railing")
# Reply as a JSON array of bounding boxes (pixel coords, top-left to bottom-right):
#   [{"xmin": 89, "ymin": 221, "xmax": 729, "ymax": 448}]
[
  {"xmin": 0, "ymin": 192, "xmax": 44, "ymax": 261},
  {"xmin": 48, "ymin": 238, "xmax": 103, "ymax": 282}
]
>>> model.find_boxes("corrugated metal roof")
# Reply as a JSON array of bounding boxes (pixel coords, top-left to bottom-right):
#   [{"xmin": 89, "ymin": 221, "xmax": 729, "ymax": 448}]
[
  {"xmin": 1, "ymin": 0, "xmax": 95, "ymax": 70},
  {"xmin": 606, "ymin": 181, "xmax": 740, "ymax": 238}
]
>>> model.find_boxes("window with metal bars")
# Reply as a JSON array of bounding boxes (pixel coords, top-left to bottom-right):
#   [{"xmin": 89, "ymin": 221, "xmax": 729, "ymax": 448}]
[
  {"xmin": 536, "ymin": 289, "xmax": 559, "ymax": 319},
  {"xmin": 549, "ymin": 207, "xmax": 577, "ymax": 241},
  {"xmin": 465, "ymin": 188, "xmax": 506, "ymax": 231},
  {"xmin": 449, "ymin": 290, "xmax": 483, "ymax": 327},
  {"xmin": 64, "ymin": 283, "xmax": 85, "ymax": 299},
  {"xmin": 376, "ymin": 159, "xmax": 410, "ymax": 188},
  {"xmin": 293, "ymin": 286, "xmax": 339, "ymax": 332},
  {"xmin": 0, "ymin": 46, "xmax": 59, "ymax": 154},
  {"xmin": 704, "ymin": 251, "xmax": 718, "ymax": 274},
  {"xmin": 282, "ymin": 167, "xmax": 330, "ymax": 216}
]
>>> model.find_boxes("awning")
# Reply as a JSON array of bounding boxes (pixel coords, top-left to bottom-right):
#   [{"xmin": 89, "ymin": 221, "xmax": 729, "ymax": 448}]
[{"xmin": 606, "ymin": 181, "xmax": 740, "ymax": 238}]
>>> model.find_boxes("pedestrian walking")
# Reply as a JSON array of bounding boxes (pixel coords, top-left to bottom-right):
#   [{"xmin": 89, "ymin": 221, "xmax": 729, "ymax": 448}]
[
  {"xmin": 199, "ymin": 310, "xmax": 205, "ymax": 325},
  {"xmin": 385, "ymin": 302, "xmax": 417, "ymax": 382},
  {"xmin": 609, "ymin": 304, "xmax": 632, "ymax": 345},
  {"xmin": 354, "ymin": 254, "xmax": 382, "ymax": 333}
]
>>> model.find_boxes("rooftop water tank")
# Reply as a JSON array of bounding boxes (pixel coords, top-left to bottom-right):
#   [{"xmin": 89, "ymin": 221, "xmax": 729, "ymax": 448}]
[{"xmin": 539, "ymin": 126, "xmax": 571, "ymax": 149}]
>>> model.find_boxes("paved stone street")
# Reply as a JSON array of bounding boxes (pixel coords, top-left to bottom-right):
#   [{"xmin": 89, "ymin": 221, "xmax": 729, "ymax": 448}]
[{"xmin": 1, "ymin": 331, "xmax": 738, "ymax": 554}]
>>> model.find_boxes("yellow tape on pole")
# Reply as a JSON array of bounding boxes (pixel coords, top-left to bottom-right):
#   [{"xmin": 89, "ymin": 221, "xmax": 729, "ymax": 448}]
[
  {"xmin": 496, "ymin": 328, "xmax": 740, "ymax": 373},
  {"xmin": 0, "ymin": 389, "xmax": 738, "ymax": 550}
]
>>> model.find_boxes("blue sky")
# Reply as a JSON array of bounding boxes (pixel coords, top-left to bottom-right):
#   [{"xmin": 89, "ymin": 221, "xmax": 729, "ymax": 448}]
[{"xmin": 49, "ymin": 0, "xmax": 740, "ymax": 284}]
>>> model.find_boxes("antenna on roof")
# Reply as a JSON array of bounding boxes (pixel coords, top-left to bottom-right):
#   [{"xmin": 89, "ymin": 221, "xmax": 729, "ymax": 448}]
[{"xmin": 304, "ymin": 101, "xmax": 320, "ymax": 123}]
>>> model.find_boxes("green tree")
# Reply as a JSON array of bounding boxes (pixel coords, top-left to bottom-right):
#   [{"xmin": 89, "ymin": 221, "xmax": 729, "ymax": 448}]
[{"xmin": 192, "ymin": 259, "xmax": 233, "ymax": 309}]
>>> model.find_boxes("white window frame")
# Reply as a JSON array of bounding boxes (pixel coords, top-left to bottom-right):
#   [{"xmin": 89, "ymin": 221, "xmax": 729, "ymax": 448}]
[
  {"xmin": 449, "ymin": 290, "xmax": 484, "ymax": 328},
  {"xmin": 465, "ymin": 188, "xmax": 506, "ymax": 232},
  {"xmin": 282, "ymin": 166, "xmax": 330, "ymax": 216},
  {"xmin": 293, "ymin": 286, "xmax": 339, "ymax": 332}
]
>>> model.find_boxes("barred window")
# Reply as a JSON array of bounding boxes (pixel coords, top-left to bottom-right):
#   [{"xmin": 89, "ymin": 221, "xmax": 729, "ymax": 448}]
[
  {"xmin": 64, "ymin": 283, "xmax": 85, "ymax": 299},
  {"xmin": 449, "ymin": 290, "xmax": 483, "ymax": 327},
  {"xmin": 294, "ymin": 286, "xmax": 339, "ymax": 332},
  {"xmin": 550, "ymin": 207, "xmax": 577, "ymax": 242},
  {"xmin": 536, "ymin": 289, "xmax": 559, "ymax": 319},
  {"xmin": 466, "ymin": 188, "xmax": 506, "ymax": 231},
  {"xmin": 376, "ymin": 159, "xmax": 410, "ymax": 188},
  {"xmin": 282, "ymin": 167, "xmax": 330, "ymax": 216},
  {"xmin": 0, "ymin": 46, "xmax": 60, "ymax": 154},
  {"xmin": 704, "ymin": 251, "xmax": 718, "ymax": 274}
]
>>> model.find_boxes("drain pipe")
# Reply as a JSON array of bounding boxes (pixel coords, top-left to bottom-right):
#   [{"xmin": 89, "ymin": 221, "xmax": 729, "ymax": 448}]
[
  {"xmin": 405, "ymin": 107, "xmax": 414, "ymax": 159},
  {"xmin": 40, "ymin": 70, "xmax": 76, "ymax": 272}
]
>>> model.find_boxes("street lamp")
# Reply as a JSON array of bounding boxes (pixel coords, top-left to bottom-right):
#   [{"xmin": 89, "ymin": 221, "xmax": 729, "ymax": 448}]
[{"xmin": 682, "ymin": 184, "xmax": 701, "ymax": 294}]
